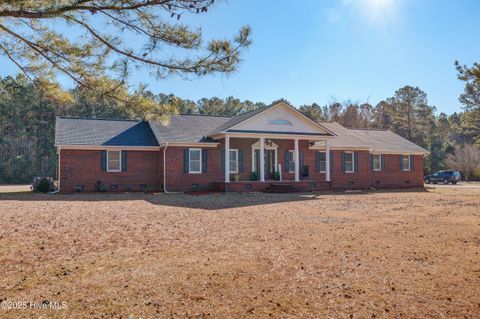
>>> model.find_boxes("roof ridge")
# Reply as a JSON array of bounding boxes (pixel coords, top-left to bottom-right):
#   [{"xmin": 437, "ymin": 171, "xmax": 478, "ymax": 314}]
[
  {"xmin": 57, "ymin": 116, "xmax": 141, "ymax": 122},
  {"xmin": 176, "ymin": 113, "xmax": 232, "ymax": 118},
  {"xmin": 349, "ymin": 128, "xmax": 389, "ymax": 131}
]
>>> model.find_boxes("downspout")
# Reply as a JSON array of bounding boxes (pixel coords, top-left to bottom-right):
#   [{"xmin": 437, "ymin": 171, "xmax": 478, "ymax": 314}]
[
  {"xmin": 50, "ymin": 146, "xmax": 61, "ymax": 194},
  {"xmin": 163, "ymin": 143, "xmax": 169, "ymax": 193}
]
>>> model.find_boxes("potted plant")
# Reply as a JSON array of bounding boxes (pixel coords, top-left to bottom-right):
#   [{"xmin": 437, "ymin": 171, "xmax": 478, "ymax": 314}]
[
  {"xmin": 273, "ymin": 171, "xmax": 281, "ymax": 181},
  {"xmin": 233, "ymin": 174, "xmax": 241, "ymax": 182},
  {"xmin": 250, "ymin": 171, "xmax": 258, "ymax": 181}
]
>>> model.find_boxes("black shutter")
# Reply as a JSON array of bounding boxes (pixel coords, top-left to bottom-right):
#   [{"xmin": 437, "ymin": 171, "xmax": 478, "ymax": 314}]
[
  {"xmin": 121, "ymin": 151, "xmax": 127, "ymax": 172},
  {"xmin": 330, "ymin": 151, "xmax": 333, "ymax": 173},
  {"xmin": 410, "ymin": 155, "xmax": 414, "ymax": 170},
  {"xmin": 202, "ymin": 149, "xmax": 207, "ymax": 173},
  {"xmin": 299, "ymin": 151, "xmax": 304, "ymax": 172},
  {"xmin": 381, "ymin": 154, "xmax": 385, "ymax": 171},
  {"xmin": 341, "ymin": 152, "xmax": 345, "ymax": 172},
  {"xmin": 315, "ymin": 152, "xmax": 320, "ymax": 172},
  {"xmin": 284, "ymin": 150, "xmax": 289, "ymax": 172},
  {"xmin": 183, "ymin": 149, "xmax": 189, "ymax": 173},
  {"xmin": 370, "ymin": 154, "xmax": 373, "ymax": 171},
  {"xmin": 221, "ymin": 149, "xmax": 225, "ymax": 174},
  {"xmin": 354, "ymin": 152, "xmax": 359, "ymax": 172},
  {"xmin": 101, "ymin": 150, "xmax": 107, "ymax": 171},
  {"xmin": 238, "ymin": 150, "xmax": 244, "ymax": 173},
  {"xmin": 400, "ymin": 155, "xmax": 404, "ymax": 171}
]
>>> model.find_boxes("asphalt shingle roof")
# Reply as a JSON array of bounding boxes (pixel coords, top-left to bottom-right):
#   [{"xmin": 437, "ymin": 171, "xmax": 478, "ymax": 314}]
[
  {"xmin": 318, "ymin": 122, "xmax": 428, "ymax": 154},
  {"xmin": 55, "ymin": 113, "xmax": 428, "ymax": 154},
  {"xmin": 55, "ymin": 117, "xmax": 159, "ymax": 146},
  {"xmin": 148, "ymin": 114, "xmax": 230, "ymax": 143}
]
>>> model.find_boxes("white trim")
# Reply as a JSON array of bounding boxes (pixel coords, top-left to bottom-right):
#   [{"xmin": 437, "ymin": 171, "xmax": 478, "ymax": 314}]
[
  {"xmin": 344, "ymin": 151, "xmax": 354, "ymax": 174},
  {"xmin": 106, "ymin": 150, "xmax": 122, "ymax": 172},
  {"xmin": 160, "ymin": 142, "xmax": 219, "ymax": 148},
  {"xmin": 260, "ymin": 137, "xmax": 265, "ymax": 182},
  {"xmin": 251, "ymin": 140, "xmax": 278, "ymax": 173},
  {"xmin": 188, "ymin": 148, "xmax": 202, "ymax": 174},
  {"xmin": 57, "ymin": 146, "xmax": 61, "ymax": 192},
  {"xmin": 318, "ymin": 151, "xmax": 327, "ymax": 173},
  {"xmin": 325, "ymin": 140, "xmax": 330, "ymax": 182},
  {"xmin": 210, "ymin": 132, "xmax": 333, "ymax": 141},
  {"xmin": 294, "ymin": 139, "xmax": 300, "ymax": 182},
  {"xmin": 372, "ymin": 154, "xmax": 382, "ymax": 171},
  {"xmin": 55, "ymin": 145, "xmax": 159, "ymax": 151},
  {"xmin": 222, "ymin": 101, "xmax": 336, "ymax": 136},
  {"xmin": 402, "ymin": 155, "xmax": 411, "ymax": 172},
  {"xmin": 287, "ymin": 150, "xmax": 296, "ymax": 173},
  {"xmin": 229, "ymin": 149, "xmax": 239, "ymax": 174},
  {"xmin": 224, "ymin": 136, "xmax": 230, "ymax": 182}
]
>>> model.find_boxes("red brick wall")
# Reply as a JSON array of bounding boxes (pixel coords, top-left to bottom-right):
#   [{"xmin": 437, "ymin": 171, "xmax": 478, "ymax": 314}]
[
  {"xmin": 59, "ymin": 142, "xmax": 425, "ymax": 193},
  {"xmin": 60, "ymin": 149, "xmax": 160, "ymax": 193},
  {"xmin": 370, "ymin": 154, "xmax": 424, "ymax": 188},
  {"xmin": 330, "ymin": 150, "xmax": 372, "ymax": 190}
]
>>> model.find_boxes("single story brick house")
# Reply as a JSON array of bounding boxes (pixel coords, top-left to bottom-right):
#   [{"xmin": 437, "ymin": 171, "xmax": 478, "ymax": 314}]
[{"xmin": 55, "ymin": 100, "xmax": 428, "ymax": 193}]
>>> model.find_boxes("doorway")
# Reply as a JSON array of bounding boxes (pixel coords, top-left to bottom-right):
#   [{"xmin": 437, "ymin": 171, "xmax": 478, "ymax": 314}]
[{"xmin": 254, "ymin": 149, "xmax": 276, "ymax": 180}]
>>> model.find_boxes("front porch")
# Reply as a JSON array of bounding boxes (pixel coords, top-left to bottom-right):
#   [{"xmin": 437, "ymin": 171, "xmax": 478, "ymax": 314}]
[{"xmin": 213, "ymin": 180, "xmax": 332, "ymax": 193}]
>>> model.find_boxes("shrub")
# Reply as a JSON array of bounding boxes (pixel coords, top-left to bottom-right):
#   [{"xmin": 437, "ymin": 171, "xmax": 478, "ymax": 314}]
[{"xmin": 37, "ymin": 178, "xmax": 50, "ymax": 193}]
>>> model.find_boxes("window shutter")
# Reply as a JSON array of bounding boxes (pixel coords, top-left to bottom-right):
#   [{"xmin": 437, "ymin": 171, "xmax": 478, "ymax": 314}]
[
  {"xmin": 315, "ymin": 152, "xmax": 320, "ymax": 172},
  {"xmin": 100, "ymin": 150, "xmax": 107, "ymax": 171},
  {"xmin": 299, "ymin": 151, "xmax": 304, "ymax": 171},
  {"xmin": 284, "ymin": 150, "xmax": 289, "ymax": 172},
  {"xmin": 381, "ymin": 154, "xmax": 385, "ymax": 171},
  {"xmin": 330, "ymin": 151, "xmax": 333, "ymax": 173},
  {"xmin": 370, "ymin": 154, "xmax": 374, "ymax": 171},
  {"xmin": 221, "ymin": 150, "xmax": 225, "ymax": 173},
  {"xmin": 341, "ymin": 152, "xmax": 345, "ymax": 172},
  {"xmin": 238, "ymin": 150, "xmax": 244, "ymax": 173},
  {"xmin": 410, "ymin": 155, "xmax": 414, "ymax": 170},
  {"xmin": 354, "ymin": 152, "xmax": 359, "ymax": 172},
  {"xmin": 121, "ymin": 151, "xmax": 127, "ymax": 172},
  {"xmin": 399, "ymin": 155, "xmax": 403, "ymax": 171},
  {"xmin": 183, "ymin": 149, "xmax": 189, "ymax": 173},
  {"xmin": 202, "ymin": 149, "xmax": 207, "ymax": 173}
]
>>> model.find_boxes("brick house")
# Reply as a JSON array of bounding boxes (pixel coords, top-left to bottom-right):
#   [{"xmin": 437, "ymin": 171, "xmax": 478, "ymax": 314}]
[{"xmin": 55, "ymin": 100, "xmax": 428, "ymax": 193}]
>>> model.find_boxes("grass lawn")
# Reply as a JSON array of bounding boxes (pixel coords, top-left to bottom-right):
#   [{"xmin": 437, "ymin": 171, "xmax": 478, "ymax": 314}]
[{"xmin": 0, "ymin": 187, "xmax": 479, "ymax": 318}]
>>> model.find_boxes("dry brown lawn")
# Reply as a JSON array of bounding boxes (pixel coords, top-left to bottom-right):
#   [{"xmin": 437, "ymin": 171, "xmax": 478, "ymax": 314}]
[{"xmin": 0, "ymin": 187, "xmax": 479, "ymax": 319}]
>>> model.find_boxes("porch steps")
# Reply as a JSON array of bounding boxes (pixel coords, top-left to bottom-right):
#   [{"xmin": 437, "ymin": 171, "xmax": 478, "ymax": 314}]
[{"xmin": 263, "ymin": 183, "xmax": 304, "ymax": 193}]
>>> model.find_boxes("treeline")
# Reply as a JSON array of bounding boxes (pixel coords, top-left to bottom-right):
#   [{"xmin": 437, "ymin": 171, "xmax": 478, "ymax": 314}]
[{"xmin": 1, "ymin": 70, "xmax": 479, "ymax": 183}]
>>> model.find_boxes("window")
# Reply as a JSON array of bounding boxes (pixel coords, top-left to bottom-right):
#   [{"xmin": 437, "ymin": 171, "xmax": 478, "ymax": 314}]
[
  {"xmin": 269, "ymin": 119, "xmax": 293, "ymax": 126},
  {"xmin": 318, "ymin": 152, "xmax": 326, "ymax": 173},
  {"xmin": 229, "ymin": 149, "xmax": 238, "ymax": 173},
  {"xmin": 372, "ymin": 154, "xmax": 381, "ymax": 171},
  {"xmin": 107, "ymin": 150, "xmax": 121, "ymax": 172},
  {"xmin": 189, "ymin": 148, "xmax": 201, "ymax": 173},
  {"xmin": 288, "ymin": 150, "xmax": 296, "ymax": 173},
  {"xmin": 344, "ymin": 151, "xmax": 354, "ymax": 173},
  {"xmin": 402, "ymin": 155, "xmax": 411, "ymax": 171}
]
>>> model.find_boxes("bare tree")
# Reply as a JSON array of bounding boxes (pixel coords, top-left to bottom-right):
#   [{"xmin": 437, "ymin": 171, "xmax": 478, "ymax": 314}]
[{"xmin": 445, "ymin": 144, "xmax": 480, "ymax": 181}]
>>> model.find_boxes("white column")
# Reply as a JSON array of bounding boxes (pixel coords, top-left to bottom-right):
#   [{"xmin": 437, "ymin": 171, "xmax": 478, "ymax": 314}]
[
  {"xmin": 260, "ymin": 137, "xmax": 265, "ymax": 182},
  {"xmin": 294, "ymin": 138, "xmax": 300, "ymax": 182},
  {"xmin": 225, "ymin": 135, "xmax": 230, "ymax": 183},
  {"xmin": 325, "ymin": 140, "xmax": 331, "ymax": 182}
]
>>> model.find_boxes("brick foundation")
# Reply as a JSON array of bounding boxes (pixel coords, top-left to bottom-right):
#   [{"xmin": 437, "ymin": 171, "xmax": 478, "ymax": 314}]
[
  {"xmin": 60, "ymin": 149, "xmax": 160, "ymax": 193},
  {"xmin": 59, "ymin": 141, "xmax": 425, "ymax": 193}
]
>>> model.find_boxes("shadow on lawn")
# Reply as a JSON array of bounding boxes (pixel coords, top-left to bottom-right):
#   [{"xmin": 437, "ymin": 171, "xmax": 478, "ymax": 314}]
[{"xmin": 0, "ymin": 188, "xmax": 429, "ymax": 210}]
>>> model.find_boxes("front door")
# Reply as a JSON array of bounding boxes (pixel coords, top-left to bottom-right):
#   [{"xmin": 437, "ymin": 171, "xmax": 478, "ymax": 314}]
[{"xmin": 254, "ymin": 149, "xmax": 276, "ymax": 180}]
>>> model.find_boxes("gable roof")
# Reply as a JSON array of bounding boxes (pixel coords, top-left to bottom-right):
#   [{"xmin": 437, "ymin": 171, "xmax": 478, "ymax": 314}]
[
  {"xmin": 318, "ymin": 122, "xmax": 428, "ymax": 154},
  {"xmin": 207, "ymin": 99, "xmax": 335, "ymax": 136},
  {"xmin": 148, "ymin": 114, "xmax": 230, "ymax": 144},
  {"xmin": 55, "ymin": 117, "xmax": 159, "ymax": 147}
]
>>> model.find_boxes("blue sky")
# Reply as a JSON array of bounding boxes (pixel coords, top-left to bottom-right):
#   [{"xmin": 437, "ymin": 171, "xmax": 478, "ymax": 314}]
[{"xmin": 2, "ymin": 0, "xmax": 479, "ymax": 114}]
